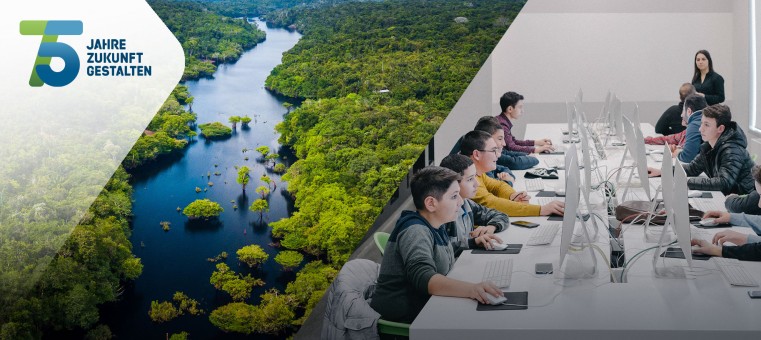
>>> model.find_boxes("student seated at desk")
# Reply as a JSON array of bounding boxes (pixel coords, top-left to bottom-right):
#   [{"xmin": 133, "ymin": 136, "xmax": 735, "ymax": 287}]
[
  {"xmin": 647, "ymin": 104, "xmax": 755, "ymax": 197},
  {"xmin": 460, "ymin": 130, "xmax": 565, "ymax": 217},
  {"xmin": 653, "ymin": 83, "xmax": 695, "ymax": 136},
  {"xmin": 645, "ymin": 94, "xmax": 707, "ymax": 162},
  {"xmin": 370, "ymin": 167, "xmax": 503, "ymax": 324},
  {"xmin": 692, "ymin": 165, "xmax": 761, "ymax": 261},
  {"xmin": 440, "ymin": 154, "xmax": 510, "ymax": 256},
  {"xmin": 475, "ymin": 116, "xmax": 517, "ymax": 185}
]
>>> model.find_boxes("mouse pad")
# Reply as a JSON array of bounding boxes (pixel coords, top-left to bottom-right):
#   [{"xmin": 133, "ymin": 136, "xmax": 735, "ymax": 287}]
[
  {"xmin": 544, "ymin": 151, "xmax": 564, "ymax": 155},
  {"xmin": 699, "ymin": 192, "xmax": 713, "ymax": 198},
  {"xmin": 476, "ymin": 291, "xmax": 528, "ymax": 311},
  {"xmin": 471, "ymin": 244, "xmax": 523, "ymax": 254},
  {"xmin": 660, "ymin": 247, "xmax": 712, "ymax": 261},
  {"xmin": 693, "ymin": 222, "xmax": 732, "ymax": 229},
  {"xmin": 535, "ymin": 190, "xmax": 557, "ymax": 197}
]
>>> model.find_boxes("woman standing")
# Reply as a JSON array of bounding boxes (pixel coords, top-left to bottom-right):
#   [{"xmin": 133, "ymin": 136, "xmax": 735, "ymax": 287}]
[{"xmin": 691, "ymin": 50, "xmax": 725, "ymax": 105}]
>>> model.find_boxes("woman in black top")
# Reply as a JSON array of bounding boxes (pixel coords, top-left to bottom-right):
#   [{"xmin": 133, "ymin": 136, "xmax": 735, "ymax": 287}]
[{"xmin": 691, "ymin": 49, "xmax": 724, "ymax": 105}]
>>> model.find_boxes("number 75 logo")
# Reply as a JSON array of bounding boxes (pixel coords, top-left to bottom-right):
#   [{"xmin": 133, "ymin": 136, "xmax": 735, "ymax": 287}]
[{"xmin": 20, "ymin": 20, "xmax": 83, "ymax": 87}]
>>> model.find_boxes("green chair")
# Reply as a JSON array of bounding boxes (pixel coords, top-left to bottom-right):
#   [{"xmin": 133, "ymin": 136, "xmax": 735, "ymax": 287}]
[
  {"xmin": 374, "ymin": 232, "xmax": 390, "ymax": 255},
  {"xmin": 378, "ymin": 318, "xmax": 410, "ymax": 337}
]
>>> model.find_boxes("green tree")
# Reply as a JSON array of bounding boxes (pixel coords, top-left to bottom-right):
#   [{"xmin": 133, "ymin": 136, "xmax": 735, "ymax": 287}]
[
  {"xmin": 85, "ymin": 324, "xmax": 113, "ymax": 340},
  {"xmin": 183, "ymin": 199, "xmax": 224, "ymax": 219},
  {"xmin": 265, "ymin": 153, "xmax": 279, "ymax": 167},
  {"xmin": 274, "ymin": 251, "xmax": 303, "ymax": 271},
  {"xmin": 249, "ymin": 289, "xmax": 296, "ymax": 334},
  {"xmin": 209, "ymin": 302, "xmax": 255, "ymax": 334},
  {"xmin": 273, "ymin": 163, "xmax": 287, "ymax": 174},
  {"xmin": 209, "ymin": 263, "xmax": 263, "ymax": 301},
  {"xmin": 250, "ymin": 199, "xmax": 269, "ymax": 220},
  {"xmin": 229, "ymin": 116, "xmax": 241, "ymax": 129},
  {"xmin": 255, "ymin": 145, "xmax": 270, "ymax": 159},
  {"xmin": 169, "ymin": 332, "xmax": 189, "ymax": 340},
  {"xmin": 282, "ymin": 102, "xmax": 293, "ymax": 113},
  {"xmin": 241, "ymin": 115, "xmax": 252, "ymax": 126},
  {"xmin": 236, "ymin": 245, "xmax": 269, "ymax": 268},
  {"xmin": 198, "ymin": 122, "xmax": 232, "ymax": 139},
  {"xmin": 237, "ymin": 166, "xmax": 251, "ymax": 193},
  {"xmin": 173, "ymin": 291, "xmax": 204, "ymax": 315},
  {"xmin": 149, "ymin": 301, "xmax": 180, "ymax": 323},
  {"xmin": 256, "ymin": 185, "xmax": 270, "ymax": 198},
  {"xmin": 260, "ymin": 174, "xmax": 273, "ymax": 189}
]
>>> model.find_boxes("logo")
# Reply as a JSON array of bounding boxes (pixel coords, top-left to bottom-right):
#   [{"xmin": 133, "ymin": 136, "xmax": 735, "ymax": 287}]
[{"xmin": 20, "ymin": 20, "xmax": 83, "ymax": 87}]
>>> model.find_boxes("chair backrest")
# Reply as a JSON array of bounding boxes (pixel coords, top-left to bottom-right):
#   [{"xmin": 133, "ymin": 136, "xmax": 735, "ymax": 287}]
[{"xmin": 373, "ymin": 232, "xmax": 390, "ymax": 255}]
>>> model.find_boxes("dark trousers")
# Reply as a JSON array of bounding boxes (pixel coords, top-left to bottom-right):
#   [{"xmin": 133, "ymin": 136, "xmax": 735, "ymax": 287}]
[{"xmin": 498, "ymin": 150, "xmax": 538, "ymax": 170}]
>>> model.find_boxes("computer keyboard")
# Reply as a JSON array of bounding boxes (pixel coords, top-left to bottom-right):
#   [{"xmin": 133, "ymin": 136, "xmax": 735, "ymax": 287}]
[
  {"xmin": 544, "ymin": 157, "xmax": 564, "ymax": 169},
  {"xmin": 527, "ymin": 223, "xmax": 560, "ymax": 245},
  {"xmin": 535, "ymin": 197, "xmax": 565, "ymax": 206},
  {"xmin": 689, "ymin": 199, "xmax": 724, "ymax": 212},
  {"xmin": 712, "ymin": 257, "xmax": 759, "ymax": 287},
  {"xmin": 690, "ymin": 226, "xmax": 710, "ymax": 241},
  {"xmin": 482, "ymin": 258, "xmax": 514, "ymax": 288},
  {"xmin": 524, "ymin": 178, "xmax": 545, "ymax": 192}
]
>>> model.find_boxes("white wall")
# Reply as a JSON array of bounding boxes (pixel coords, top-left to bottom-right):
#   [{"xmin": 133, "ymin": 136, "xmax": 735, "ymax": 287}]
[{"xmin": 430, "ymin": 0, "xmax": 754, "ymax": 160}]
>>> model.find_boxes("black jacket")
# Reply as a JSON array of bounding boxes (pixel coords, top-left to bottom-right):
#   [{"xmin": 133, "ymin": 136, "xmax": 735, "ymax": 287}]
[
  {"xmin": 654, "ymin": 102, "xmax": 686, "ymax": 136},
  {"xmin": 683, "ymin": 122, "xmax": 755, "ymax": 195},
  {"xmin": 692, "ymin": 71, "xmax": 725, "ymax": 105},
  {"xmin": 723, "ymin": 243, "xmax": 761, "ymax": 261},
  {"xmin": 726, "ymin": 191, "xmax": 761, "ymax": 214}
]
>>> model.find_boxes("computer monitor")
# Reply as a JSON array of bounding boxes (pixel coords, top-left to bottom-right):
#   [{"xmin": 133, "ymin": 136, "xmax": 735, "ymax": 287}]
[
  {"xmin": 651, "ymin": 159, "xmax": 694, "ymax": 278},
  {"xmin": 643, "ymin": 144, "xmax": 673, "ymax": 242},
  {"xmin": 559, "ymin": 144, "xmax": 597, "ymax": 278},
  {"xmin": 618, "ymin": 116, "xmax": 651, "ymax": 200},
  {"xmin": 564, "ymin": 101, "xmax": 580, "ymax": 143}
]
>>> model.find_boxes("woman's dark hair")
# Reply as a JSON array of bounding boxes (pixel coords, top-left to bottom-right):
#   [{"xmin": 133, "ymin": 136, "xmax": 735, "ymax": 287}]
[{"xmin": 692, "ymin": 49, "xmax": 714, "ymax": 83}]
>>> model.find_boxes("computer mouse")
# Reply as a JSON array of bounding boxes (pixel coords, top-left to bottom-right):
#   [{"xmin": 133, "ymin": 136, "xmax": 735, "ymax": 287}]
[
  {"xmin": 688, "ymin": 190, "xmax": 703, "ymax": 198},
  {"xmin": 699, "ymin": 218, "xmax": 718, "ymax": 227},
  {"xmin": 489, "ymin": 240, "xmax": 508, "ymax": 251},
  {"xmin": 484, "ymin": 292, "xmax": 507, "ymax": 305},
  {"xmin": 555, "ymin": 189, "xmax": 565, "ymax": 196},
  {"xmin": 650, "ymin": 149, "xmax": 664, "ymax": 154}
]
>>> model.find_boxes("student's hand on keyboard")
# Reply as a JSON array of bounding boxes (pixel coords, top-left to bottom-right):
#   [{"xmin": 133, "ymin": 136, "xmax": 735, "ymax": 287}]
[
  {"xmin": 540, "ymin": 200, "xmax": 565, "ymax": 216},
  {"xmin": 475, "ymin": 234, "xmax": 503, "ymax": 250},
  {"xmin": 471, "ymin": 281, "xmax": 503, "ymax": 305},
  {"xmin": 470, "ymin": 225, "xmax": 496, "ymax": 237},
  {"xmin": 536, "ymin": 144, "xmax": 554, "ymax": 153},
  {"xmin": 690, "ymin": 239, "xmax": 722, "ymax": 256},
  {"xmin": 713, "ymin": 230, "xmax": 748, "ymax": 247},
  {"xmin": 510, "ymin": 191, "xmax": 530, "ymax": 202},
  {"xmin": 536, "ymin": 138, "xmax": 553, "ymax": 147},
  {"xmin": 702, "ymin": 211, "xmax": 730, "ymax": 224}
]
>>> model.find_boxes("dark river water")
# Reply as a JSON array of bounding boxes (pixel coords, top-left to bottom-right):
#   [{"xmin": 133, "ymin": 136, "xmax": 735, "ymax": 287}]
[{"xmin": 100, "ymin": 19, "xmax": 304, "ymax": 339}]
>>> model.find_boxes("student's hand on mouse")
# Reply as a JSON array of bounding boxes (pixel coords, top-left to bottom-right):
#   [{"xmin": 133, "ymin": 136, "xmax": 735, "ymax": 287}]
[
  {"xmin": 647, "ymin": 167, "xmax": 661, "ymax": 177},
  {"xmin": 475, "ymin": 234, "xmax": 503, "ymax": 249},
  {"xmin": 470, "ymin": 225, "xmax": 496, "ymax": 238},
  {"xmin": 702, "ymin": 211, "xmax": 730, "ymax": 224},
  {"xmin": 540, "ymin": 201, "xmax": 565, "ymax": 216},
  {"xmin": 713, "ymin": 230, "xmax": 748, "ymax": 246},
  {"xmin": 690, "ymin": 238, "xmax": 722, "ymax": 256},
  {"xmin": 471, "ymin": 281, "xmax": 503, "ymax": 304},
  {"xmin": 510, "ymin": 191, "xmax": 530, "ymax": 202},
  {"xmin": 536, "ymin": 145, "xmax": 554, "ymax": 153}
]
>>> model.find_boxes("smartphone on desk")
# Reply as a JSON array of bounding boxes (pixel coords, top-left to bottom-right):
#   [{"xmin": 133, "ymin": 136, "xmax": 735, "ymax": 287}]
[
  {"xmin": 749, "ymin": 291, "xmax": 761, "ymax": 299},
  {"xmin": 511, "ymin": 220, "xmax": 540, "ymax": 228}
]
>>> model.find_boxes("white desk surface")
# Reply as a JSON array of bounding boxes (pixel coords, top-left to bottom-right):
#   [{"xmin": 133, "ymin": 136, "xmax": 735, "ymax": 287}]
[{"xmin": 411, "ymin": 123, "xmax": 761, "ymax": 339}]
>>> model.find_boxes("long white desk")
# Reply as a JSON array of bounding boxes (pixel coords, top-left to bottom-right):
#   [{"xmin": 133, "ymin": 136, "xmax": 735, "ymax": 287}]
[{"xmin": 411, "ymin": 123, "xmax": 761, "ymax": 339}]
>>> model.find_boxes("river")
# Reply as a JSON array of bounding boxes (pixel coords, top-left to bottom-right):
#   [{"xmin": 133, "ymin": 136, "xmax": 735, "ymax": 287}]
[{"xmin": 100, "ymin": 18, "xmax": 303, "ymax": 339}]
